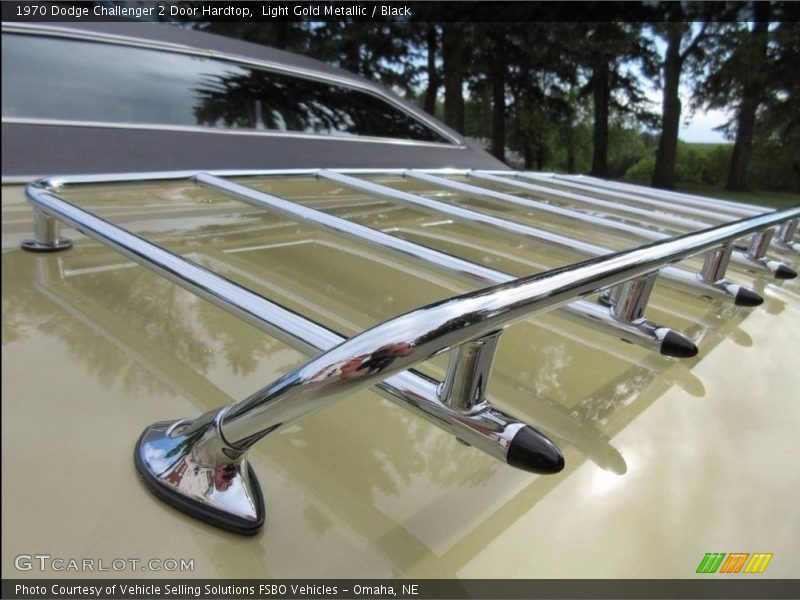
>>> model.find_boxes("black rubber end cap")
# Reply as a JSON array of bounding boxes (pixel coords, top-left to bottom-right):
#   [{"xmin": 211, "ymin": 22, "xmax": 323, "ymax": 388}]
[
  {"xmin": 507, "ymin": 427, "xmax": 565, "ymax": 475},
  {"xmin": 660, "ymin": 330, "xmax": 699, "ymax": 358},
  {"xmin": 134, "ymin": 432, "xmax": 265, "ymax": 536},
  {"xmin": 734, "ymin": 287, "xmax": 764, "ymax": 307},
  {"xmin": 775, "ymin": 264, "xmax": 797, "ymax": 280}
]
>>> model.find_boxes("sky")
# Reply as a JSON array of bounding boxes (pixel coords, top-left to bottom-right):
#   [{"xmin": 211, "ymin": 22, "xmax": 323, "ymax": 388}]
[{"xmin": 679, "ymin": 108, "xmax": 730, "ymax": 144}]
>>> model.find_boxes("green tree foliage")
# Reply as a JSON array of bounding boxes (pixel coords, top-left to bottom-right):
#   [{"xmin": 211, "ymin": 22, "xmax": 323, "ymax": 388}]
[
  {"xmin": 628, "ymin": 142, "xmax": 730, "ymax": 186},
  {"xmin": 692, "ymin": 2, "xmax": 799, "ymax": 191},
  {"xmin": 569, "ymin": 22, "xmax": 659, "ymax": 177},
  {"xmin": 506, "ymin": 24, "xmax": 582, "ymax": 170},
  {"xmin": 753, "ymin": 18, "xmax": 800, "ymax": 191},
  {"xmin": 307, "ymin": 22, "xmax": 421, "ymax": 95}
]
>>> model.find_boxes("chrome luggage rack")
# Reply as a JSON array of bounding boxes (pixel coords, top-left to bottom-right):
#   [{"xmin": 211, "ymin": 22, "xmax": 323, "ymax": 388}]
[{"xmin": 22, "ymin": 169, "xmax": 799, "ymax": 534}]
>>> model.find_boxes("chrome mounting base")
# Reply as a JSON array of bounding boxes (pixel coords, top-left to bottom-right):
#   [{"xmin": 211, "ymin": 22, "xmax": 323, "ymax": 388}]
[
  {"xmin": 134, "ymin": 419, "xmax": 265, "ymax": 535},
  {"xmin": 21, "ymin": 211, "xmax": 73, "ymax": 252},
  {"xmin": 21, "ymin": 238, "xmax": 73, "ymax": 252}
]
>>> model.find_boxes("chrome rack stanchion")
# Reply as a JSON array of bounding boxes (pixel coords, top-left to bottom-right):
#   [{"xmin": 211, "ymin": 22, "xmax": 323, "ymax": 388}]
[
  {"xmin": 606, "ymin": 274, "xmax": 658, "ymax": 323},
  {"xmin": 438, "ymin": 331, "xmax": 502, "ymax": 415},
  {"xmin": 600, "ymin": 273, "xmax": 696, "ymax": 357},
  {"xmin": 776, "ymin": 219, "xmax": 800, "ymax": 253},
  {"xmin": 744, "ymin": 228, "xmax": 796, "ymax": 278},
  {"xmin": 194, "ymin": 173, "xmax": 696, "ymax": 357},
  {"xmin": 699, "ymin": 245, "xmax": 734, "ymax": 285},
  {"xmin": 21, "ymin": 209, "xmax": 73, "ymax": 252},
  {"xmin": 748, "ymin": 228, "xmax": 775, "ymax": 260},
  {"xmin": 317, "ymin": 170, "xmax": 763, "ymax": 306}
]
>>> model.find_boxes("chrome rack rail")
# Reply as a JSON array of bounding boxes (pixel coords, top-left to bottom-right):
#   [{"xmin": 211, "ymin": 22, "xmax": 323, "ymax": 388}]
[{"xmin": 22, "ymin": 169, "xmax": 800, "ymax": 535}]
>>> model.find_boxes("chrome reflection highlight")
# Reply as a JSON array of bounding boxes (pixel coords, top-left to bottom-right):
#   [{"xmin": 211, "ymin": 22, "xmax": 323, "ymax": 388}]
[{"xmin": 135, "ymin": 417, "xmax": 264, "ymax": 535}]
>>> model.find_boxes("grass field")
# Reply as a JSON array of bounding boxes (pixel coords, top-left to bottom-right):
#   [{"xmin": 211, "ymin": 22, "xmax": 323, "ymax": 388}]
[{"xmin": 675, "ymin": 185, "xmax": 800, "ymax": 210}]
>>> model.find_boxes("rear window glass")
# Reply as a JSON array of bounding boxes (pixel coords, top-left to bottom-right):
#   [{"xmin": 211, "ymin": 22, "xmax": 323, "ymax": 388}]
[{"xmin": 1, "ymin": 33, "xmax": 451, "ymax": 143}]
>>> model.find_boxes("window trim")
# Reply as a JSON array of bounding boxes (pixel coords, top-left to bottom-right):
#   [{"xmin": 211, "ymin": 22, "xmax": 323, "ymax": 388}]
[
  {"xmin": 1, "ymin": 117, "xmax": 461, "ymax": 149},
  {"xmin": 1, "ymin": 23, "xmax": 464, "ymax": 148}
]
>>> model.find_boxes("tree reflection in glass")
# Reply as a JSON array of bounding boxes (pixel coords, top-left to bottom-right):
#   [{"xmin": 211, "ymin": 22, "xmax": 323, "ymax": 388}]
[{"xmin": 191, "ymin": 68, "xmax": 443, "ymax": 141}]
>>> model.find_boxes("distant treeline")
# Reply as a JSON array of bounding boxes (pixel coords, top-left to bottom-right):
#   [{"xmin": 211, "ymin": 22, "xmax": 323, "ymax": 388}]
[{"xmin": 196, "ymin": 3, "xmax": 799, "ymax": 192}]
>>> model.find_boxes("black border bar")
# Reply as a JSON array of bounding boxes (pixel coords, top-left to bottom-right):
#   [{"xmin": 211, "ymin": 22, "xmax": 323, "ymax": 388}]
[
  {"xmin": 4, "ymin": 1, "xmax": 798, "ymax": 23},
  {"xmin": 4, "ymin": 579, "xmax": 800, "ymax": 599}
]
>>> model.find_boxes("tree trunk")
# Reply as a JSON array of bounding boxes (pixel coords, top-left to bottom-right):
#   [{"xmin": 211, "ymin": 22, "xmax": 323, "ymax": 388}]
[
  {"xmin": 489, "ymin": 33, "xmax": 507, "ymax": 162},
  {"xmin": 727, "ymin": 97, "xmax": 759, "ymax": 191},
  {"xmin": 560, "ymin": 117, "xmax": 577, "ymax": 173},
  {"xmin": 536, "ymin": 144, "xmax": 546, "ymax": 170},
  {"xmin": 524, "ymin": 144, "xmax": 534, "ymax": 170},
  {"xmin": 423, "ymin": 24, "xmax": 439, "ymax": 115},
  {"xmin": 727, "ymin": 6, "xmax": 770, "ymax": 191},
  {"xmin": 343, "ymin": 42, "xmax": 361, "ymax": 75},
  {"xmin": 566, "ymin": 130, "xmax": 576, "ymax": 173},
  {"xmin": 273, "ymin": 23, "xmax": 289, "ymax": 50},
  {"xmin": 442, "ymin": 24, "xmax": 464, "ymax": 133},
  {"xmin": 653, "ymin": 24, "xmax": 684, "ymax": 189},
  {"xmin": 590, "ymin": 61, "xmax": 610, "ymax": 177}
]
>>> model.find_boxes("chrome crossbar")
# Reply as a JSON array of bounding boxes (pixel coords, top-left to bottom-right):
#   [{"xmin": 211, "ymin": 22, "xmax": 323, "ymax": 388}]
[
  {"xmin": 777, "ymin": 219, "xmax": 800, "ymax": 252},
  {"xmin": 552, "ymin": 174, "xmax": 766, "ymax": 218},
  {"xmin": 410, "ymin": 170, "xmax": 691, "ymax": 237},
  {"xmin": 406, "ymin": 170, "xmax": 796, "ymax": 278},
  {"xmin": 489, "ymin": 172, "xmax": 797, "ymax": 254},
  {"xmin": 516, "ymin": 172, "xmax": 800, "ymax": 252},
  {"xmin": 536, "ymin": 174, "xmax": 799, "ymax": 256},
  {"xmin": 317, "ymin": 170, "xmax": 765, "ymax": 306},
  {"xmin": 194, "ymin": 173, "xmax": 696, "ymax": 357},
  {"xmin": 471, "ymin": 171, "xmax": 706, "ymax": 230}
]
